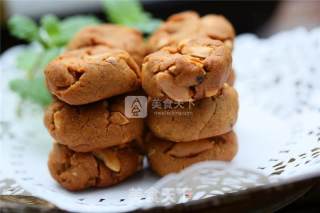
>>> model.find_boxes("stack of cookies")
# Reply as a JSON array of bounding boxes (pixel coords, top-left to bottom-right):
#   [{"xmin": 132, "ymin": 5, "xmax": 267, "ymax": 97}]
[
  {"xmin": 142, "ymin": 11, "xmax": 239, "ymax": 176},
  {"xmin": 43, "ymin": 25, "xmax": 146, "ymax": 191},
  {"xmin": 43, "ymin": 11, "xmax": 239, "ymax": 190}
]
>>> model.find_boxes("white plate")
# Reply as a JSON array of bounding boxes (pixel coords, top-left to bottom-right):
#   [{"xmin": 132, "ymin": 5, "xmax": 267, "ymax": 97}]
[{"xmin": 1, "ymin": 27, "xmax": 320, "ymax": 212}]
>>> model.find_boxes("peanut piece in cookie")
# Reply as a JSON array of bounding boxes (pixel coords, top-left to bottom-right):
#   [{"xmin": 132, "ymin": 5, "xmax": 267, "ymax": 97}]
[
  {"xmin": 142, "ymin": 38, "xmax": 232, "ymax": 101},
  {"xmin": 48, "ymin": 143, "xmax": 143, "ymax": 191}
]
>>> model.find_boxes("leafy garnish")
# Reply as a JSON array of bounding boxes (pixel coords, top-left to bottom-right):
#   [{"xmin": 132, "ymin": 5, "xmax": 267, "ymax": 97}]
[
  {"xmin": 7, "ymin": 15, "xmax": 100, "ymax": 107},
  {"xmin": 41, "ymin": 15, "xmax": 60, "ymax": 36},
  {"xmin": 39, "ymin": 15, "xmax": 101, "ymax": 47},
  {"xmin": 16, "ymin": 47, "xmax": 41, "ymax": 78},
  {"xmin": 103, "ymin": 0, "xmax": 162, "ymax": 34},
  {"xmin": 59, "ymin": 16, "xmax": 101, "ymax": 44},
  {"xmin": 38, "ymin": 48, "xmax": 63, "ymax": 71},
  {"xmin": 7, "ymin": 0, "xmax": 161, "ymax": 108},
  {"xmin": 8, "ymin": 15, "xmax": 39, "ymax": 42},
  {"xmin": 9, "ymin": 77, "xmax": 52, "ymax": 107}
]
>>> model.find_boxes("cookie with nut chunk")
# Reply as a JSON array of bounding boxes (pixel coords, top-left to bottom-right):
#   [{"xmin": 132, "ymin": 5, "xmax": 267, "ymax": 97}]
[
  {"xmin": 146, "ymin": 131, "xmax": 237, "ymax": 176},
  {"xmin": 147, "ymin": 11, "xmax": 235, "ymax": 53},
  {"xmin": 45, "ymin": 46, "xmax": 140, "ymax": 105},
  {"xmin": 44, "ymin": 96, "xmax": 144, "ymax": 152},
  {"xmin": 48, "ymin": 143, "xmax": 143, "ymax": 191},
  {"xmin": 142, "ymin": 38, "xmax": 232, "ymax": 102},
  {"xmin": 147, "ymin": 84, "xmax": 238, "ymax": 142}
]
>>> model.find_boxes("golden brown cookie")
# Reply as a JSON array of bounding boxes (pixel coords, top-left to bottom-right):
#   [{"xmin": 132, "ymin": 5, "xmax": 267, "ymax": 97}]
[
  {"xmin": 48, "ymin": 143, "xmax": 143, "ymax": 191},
  {"xmin": 142, "ymin": 38, "xmax": 232, "ymax": 102},
  {"xmin": 67, "ymin": 24, "xmax": 146, "ymax": 65},
  {"xmin": 44, "ymin": 96, "xmax": 144, "ymax": 152},
  {"xmin": 45, "ymin": 46, "xmax": 140, "ymax": 105},
  {"xmin": 146, "ymin": 131, "xmax": 237, "ymax": 176},
  {"xmin": 147, "ymin": 84, "xmax": 238, "ymax": 142},
  {"xmin": 147, "ymin": 11, "xmax": 235, "ymax": 53}
]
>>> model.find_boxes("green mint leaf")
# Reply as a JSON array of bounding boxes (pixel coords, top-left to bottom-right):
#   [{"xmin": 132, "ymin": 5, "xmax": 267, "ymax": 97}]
[
  {"xmin": 40, "ymin": 15, "xmax": 60, "ymax": 47},
  {"xmin": 56, "ymin": 15, "xmax": 100, "ymax": 45},
  {"xmin": 9, "ymin": 77, "xmax": 52, "ymax": 107},
  {"xmin": 41, "ymin": 14, "xmax": 60, "ymax": 36},
  {"xmin": 13, "ymin": 47, "xmax": 61, "ymax": 105},
  {"xmin": 103, "ymin": 0, "xmax": 162, "ymax": 34},
  {"xmin": 8, "ymin": 15, "xmax": 39, "ymax": 42},
  {"xmin": 127, "ymin": 19, "xmax": 162, "ymax": 34},
  {"xmin": 16, "ymin": 48, "xmax": 41, "ymax": 73},
  {"xmin": 8, "ymin": 15, "xmax": 99, "ymax": 108},
  {"xmin": 38, "ymin": 48, "xmax": 62, "ymax": 70}
]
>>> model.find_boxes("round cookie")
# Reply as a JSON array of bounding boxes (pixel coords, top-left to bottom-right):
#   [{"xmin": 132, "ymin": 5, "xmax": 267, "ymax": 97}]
[
  {"xmin": 48, "ymin": 143, "xmax": 143, "ymax": 191},
  {"xmin": 147, "ymin": 11, "xmax": 235, "ymax": 53},
  {"xmin": 45, "ymin": 45, "xmax": 140, "ymax": 105},
  {"xmin": 146, "ymin": 131, "xmax": 238, "ymax": 176},
  {"xmin": 142, "ymin": 38, "xmax": 232, "ymax": 102},
  {"xmin": 67, "ymin": 24, "xmax": 146, "ymax": 65},
  {"xmin": 147, "ymin": 84, "xmax": 238, "ymax": 142},
  {"xmin": 44, "ymin": 96, "xmax": 144, "ymax": 152}
]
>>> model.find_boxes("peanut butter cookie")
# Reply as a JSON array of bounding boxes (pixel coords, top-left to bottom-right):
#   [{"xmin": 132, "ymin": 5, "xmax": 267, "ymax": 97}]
[
  {"xmin": 48, "ymin": 143, "xmax": 143, "ymax": 191},
  {"xmin": 44, "ymin": 97, "xmax": 144, "ymax": 152},
  {"xmin": 45, "ymin": 45, "xmax": 140, "ymax": 105},
  {"xmin": 147, "ymin": 11, "xmax": 235, "ymax": 53},
  {"xmin": 146, "ymin": 131, "xmax": 237, "ymax": 176},
  {"xmin": 142, "ymin": 38, "xmax": 232, "ymax": 101},
  {"xmin": 147, "ymin": 84, "xmax": 238, "ymax": 142}
]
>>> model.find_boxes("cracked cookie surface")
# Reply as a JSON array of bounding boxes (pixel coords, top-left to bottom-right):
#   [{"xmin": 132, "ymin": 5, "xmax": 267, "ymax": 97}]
[
  {"xmin": 147, "ymin": 84, "xmax": 238, "ymax": 142},
  {"xmin": 67, "ymin": 24, "xmax": 146, "ymax": 65},
  {"xmin": 142, "ymin": 38, "xmax": 232, "ymax": 101},
  {"xmin": 45, "ymin": 46, "xmax": 140, "ymax": 105},
  {"xmin": 44, "ymin": 96, "xmax": 144, "ymax": 152},
  {"xmin": 146, "ymin": 131, "xmax": 237, "ymax": 176},
  {"xmin": 147, "ymin": 11, "xmax": 235, "ymax": 53},
  {"xmin": 48, "ymin": 143, "xmax": 143, "ymax": 191}
]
